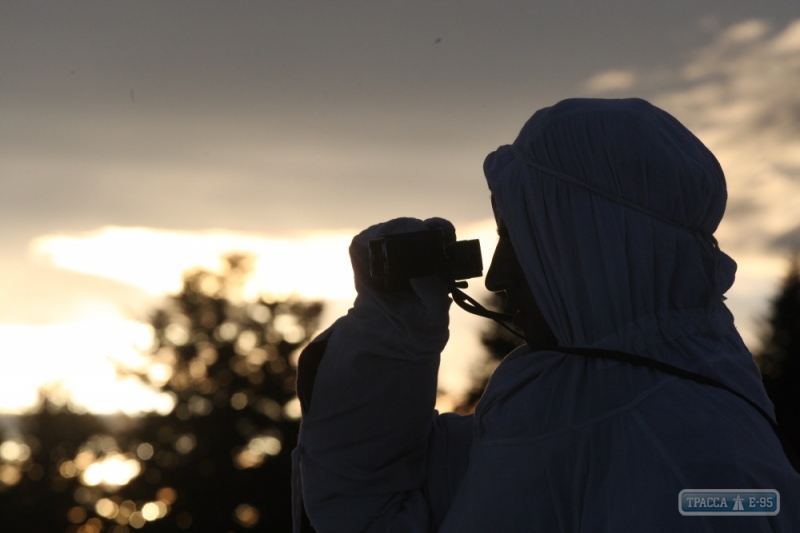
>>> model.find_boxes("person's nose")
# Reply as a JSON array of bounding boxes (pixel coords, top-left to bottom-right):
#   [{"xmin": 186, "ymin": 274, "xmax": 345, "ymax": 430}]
[{"xmin": 485, "ymin": 241, "xmax": 510, "ymax": 293}]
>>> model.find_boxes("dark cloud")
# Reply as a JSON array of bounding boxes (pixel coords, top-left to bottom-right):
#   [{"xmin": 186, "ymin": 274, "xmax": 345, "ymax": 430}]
[
  {"xmin": 724, "ymin": 197, "xmax": 764, "ymax": 221},
  {"xmin": 4, "ymin": 1, "xmax": 794, "ymax": 118},
  {"xmin": 750, "ymin": 100, "xmax": 800, "ymax": 138},
  {"xmin": 769, "ymin": 225, "xmax": 800, "ymax": 253},
  {"xmin": 0, "ymin": 105, "xmax": 495, "ymax": 237}
]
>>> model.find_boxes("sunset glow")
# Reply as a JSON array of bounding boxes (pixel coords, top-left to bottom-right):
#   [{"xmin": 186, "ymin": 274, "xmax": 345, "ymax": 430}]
[
  {"xmin": 0, "ymin": 212, "xmax": 782, "ymax": 415},
  {"xmin": 0, "ymin": 222, "xmax": 500, "ymax": 415},
  {"xmin": 0, "ymin": 318, "xmax": 173, "ymax": 415},
  {"xmin": 32, "ymin": 227, "xmax": 359, "ymax": 300}
]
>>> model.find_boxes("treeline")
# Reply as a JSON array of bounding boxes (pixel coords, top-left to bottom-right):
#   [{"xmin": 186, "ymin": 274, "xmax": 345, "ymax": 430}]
[
  {"xmin": 1, "ymin": 254, "xmax": 798, "ymax": 532},
  {"xmin": 0, "ymin": 255, "xmax": 322, "ymax": 532}
]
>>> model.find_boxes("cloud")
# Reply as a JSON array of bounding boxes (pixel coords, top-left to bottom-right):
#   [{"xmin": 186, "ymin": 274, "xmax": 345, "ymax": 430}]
[
  {"xmin": 769, "ymin": 224, "xmax": 800, "ymax": 252},
  {"xmin": 579, "ymin": 18, "xmax": 800, "ymax": 347},
  {"xmin": 719, "ymin": 19, "xmax": 770, "ymax": 44},
  {"xmin": 579, "ymin": 18, "xmax": 800, "ymax": 253},
  {"xmin": 642, "ymin": 18, "xmax": 800, "ymax": 253},
  {"xmin": 771, "ymin": 20, "xmax": 800, "ymax": 53},
  {"xmin": 30, "ymin": 218, "xmax": 500, "ymax": 299},
  {"xmin": 584, "ymin": 69, "xmax": 637, "ymax": 93},
  {"xmin": 31, "ymin": 226, "xmax": 359, "ymax": 300}
]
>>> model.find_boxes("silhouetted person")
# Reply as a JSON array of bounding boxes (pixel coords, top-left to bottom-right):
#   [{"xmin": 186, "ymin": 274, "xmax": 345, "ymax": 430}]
[{"xmin": 293, "ymin": 98, "xmax": 800, "ymax": 531}]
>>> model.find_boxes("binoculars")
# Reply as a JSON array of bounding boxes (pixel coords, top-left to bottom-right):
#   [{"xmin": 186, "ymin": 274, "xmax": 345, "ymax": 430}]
[{"xmin": 368, "ymin": 228, "xmax": 483, "ymax": 289}]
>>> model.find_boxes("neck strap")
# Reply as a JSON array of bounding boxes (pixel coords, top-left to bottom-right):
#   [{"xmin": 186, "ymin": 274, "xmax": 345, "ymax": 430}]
[{"xmin": 448, "ymin": 284, "xmax": 800, "ymax": 474}]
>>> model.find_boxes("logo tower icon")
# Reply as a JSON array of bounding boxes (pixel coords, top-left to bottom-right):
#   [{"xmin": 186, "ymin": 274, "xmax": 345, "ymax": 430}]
[{"xmin": 732, "ymin": 495, "xmax": 744, "ymax": 511}]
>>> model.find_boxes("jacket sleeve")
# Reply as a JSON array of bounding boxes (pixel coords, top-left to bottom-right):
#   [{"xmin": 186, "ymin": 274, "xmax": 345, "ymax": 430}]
[
  {"xmin": 293, "ymin": 305, "xmax": 473, "ymax": 532},
  {"xmin": 292, "ymin": 217, "xmax": 473, "ymax": 532}
]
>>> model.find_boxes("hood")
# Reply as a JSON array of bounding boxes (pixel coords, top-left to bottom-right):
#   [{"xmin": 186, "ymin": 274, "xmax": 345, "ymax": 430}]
[{"xmin": 484, "ymin": 98, "xmax": 772, "ymax": 414}]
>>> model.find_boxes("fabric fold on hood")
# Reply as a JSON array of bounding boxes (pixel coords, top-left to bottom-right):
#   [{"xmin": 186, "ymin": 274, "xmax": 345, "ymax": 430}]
[{"xmin": 484, "ymin": 97, "xmax": 772, "ymax": 415}]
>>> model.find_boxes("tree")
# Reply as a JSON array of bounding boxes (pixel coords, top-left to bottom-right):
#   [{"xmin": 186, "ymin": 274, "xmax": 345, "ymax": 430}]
[
  {"xmin": 755, "ymin": 253, "xmax": 800, "ymax": 456},
  {"xmin": 0, "ymin": 394, "xmax": 120, "ymax": 533},
  {"xmin": 1, "ymin": 254, "xmax": 324, "ymax": 532},
  {"xmin": 455, "ymin": 293, "xmax": 524, "ymax": 414},
  {"xmin": 116, "ymin": 254, "xmax": 323, "ymax": 532}
]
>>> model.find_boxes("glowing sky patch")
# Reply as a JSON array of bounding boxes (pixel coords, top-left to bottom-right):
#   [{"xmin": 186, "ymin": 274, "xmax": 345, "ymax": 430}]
[
  {"xmin": 32, "ymin": 227, "xmax": 358, "ymax": 300},
  {"xmin": 0, "ymin": 319, "xmax": 173, "ymax": 415},
  {"xmin": 0, "ymin": 221, "xmax": 499, "ymax": 414}
]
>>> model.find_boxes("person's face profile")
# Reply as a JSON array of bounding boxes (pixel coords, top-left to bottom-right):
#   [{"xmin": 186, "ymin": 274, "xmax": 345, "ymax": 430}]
[{"xmin": 485, "ymin": 218, "xmax": 558, "ymax": 349}]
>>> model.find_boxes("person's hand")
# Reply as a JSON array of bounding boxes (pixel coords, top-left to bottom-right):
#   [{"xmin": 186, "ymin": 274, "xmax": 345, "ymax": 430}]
[{"xmin": 348, "ymin": 217, "xmax": 453, "ymax": 351}]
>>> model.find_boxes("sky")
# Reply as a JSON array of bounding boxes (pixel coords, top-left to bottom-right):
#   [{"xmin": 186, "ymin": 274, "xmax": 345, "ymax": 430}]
[{"xmin": 1, "ymin": 1, "xmax": 799, "ymax": 414}]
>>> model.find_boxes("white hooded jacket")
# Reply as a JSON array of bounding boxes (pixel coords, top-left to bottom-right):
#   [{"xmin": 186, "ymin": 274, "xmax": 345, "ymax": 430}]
[{"xmin": 293, "ymin": 98, "xmax": 800, "ymax": 532}]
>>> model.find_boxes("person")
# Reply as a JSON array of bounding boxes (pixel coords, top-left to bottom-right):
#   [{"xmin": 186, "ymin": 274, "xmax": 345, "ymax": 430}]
[{"xmin": 291, "ymin": 98, "xmax": 800, "ymax": 532}]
